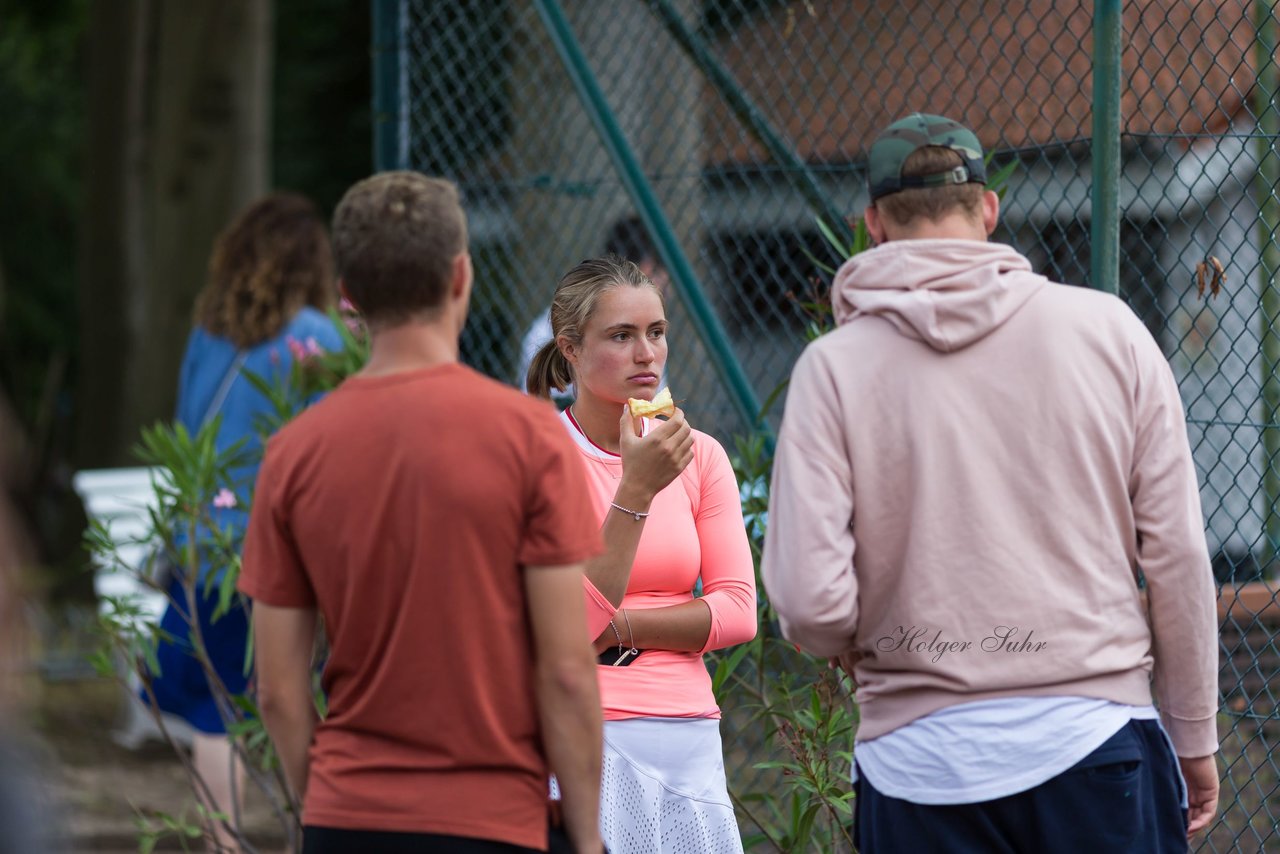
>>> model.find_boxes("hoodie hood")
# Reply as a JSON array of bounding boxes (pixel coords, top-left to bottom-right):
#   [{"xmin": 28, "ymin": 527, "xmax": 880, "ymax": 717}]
[{"xmin": 831, "ymin": 239, "xmax": 1047, "ymax": 352}]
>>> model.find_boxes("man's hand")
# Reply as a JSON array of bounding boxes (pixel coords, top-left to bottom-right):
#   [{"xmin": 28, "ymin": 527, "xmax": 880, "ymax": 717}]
[
  {"xmin": 1179, "ymin": 753, "xmax": 1219, "ymax": 837},
  {"xmin": 251, "ymin": 602, "xmax": 319, "ymax": 803},
  {"xmin": 525, "ymin": 564, "xmax": 603, "ymax": 854}
]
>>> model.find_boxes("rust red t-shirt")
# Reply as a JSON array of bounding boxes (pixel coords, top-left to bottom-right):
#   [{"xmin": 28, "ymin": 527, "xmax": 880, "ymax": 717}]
[{"xmin": 238, "ymin": 363, "xmax": 600, "ymax": 849}]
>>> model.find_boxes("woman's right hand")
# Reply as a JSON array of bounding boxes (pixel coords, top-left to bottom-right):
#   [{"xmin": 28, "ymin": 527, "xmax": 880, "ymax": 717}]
[{"xmin": 617, "ymin": 405, "xmax": 694, "ymax": 501}]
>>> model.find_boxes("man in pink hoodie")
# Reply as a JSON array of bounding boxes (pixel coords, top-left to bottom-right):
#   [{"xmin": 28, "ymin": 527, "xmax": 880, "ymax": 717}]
[{"xmin": 761, "ymin": 114, "xmax": 1219, "ymax": 852}]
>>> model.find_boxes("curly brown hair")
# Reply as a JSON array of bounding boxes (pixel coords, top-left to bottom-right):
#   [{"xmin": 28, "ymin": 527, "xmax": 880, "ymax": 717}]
[{"xmin": 193, "ymin": 192, "xmax": 336, "ymax": 348}]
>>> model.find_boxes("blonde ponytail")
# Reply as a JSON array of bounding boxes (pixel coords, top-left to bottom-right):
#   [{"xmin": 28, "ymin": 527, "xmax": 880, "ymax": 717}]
[{"xmin": 526, "ymin": 338, "xmax": 574, "ymax": 398}]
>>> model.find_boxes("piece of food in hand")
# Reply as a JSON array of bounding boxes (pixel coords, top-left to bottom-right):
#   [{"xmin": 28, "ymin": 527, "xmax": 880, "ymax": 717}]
[{"xmin": 628, "ymin": 387, "xmax": 675, "ymax": 419}]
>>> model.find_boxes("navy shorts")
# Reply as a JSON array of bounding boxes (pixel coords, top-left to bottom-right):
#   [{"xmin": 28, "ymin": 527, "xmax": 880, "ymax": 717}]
[
  {"xmin": 854, "ymin": 718, "xmax": 1189, "ymax": 853},
  {"xmin": 145, "ymin": 574, "xmax": 251, "ymax": 734}
]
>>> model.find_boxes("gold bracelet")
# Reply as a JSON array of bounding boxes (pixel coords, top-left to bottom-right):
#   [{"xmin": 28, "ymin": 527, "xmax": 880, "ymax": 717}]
[{"xmin": 620, "ymin": 608, "xmax": 638, "ymax": 652}]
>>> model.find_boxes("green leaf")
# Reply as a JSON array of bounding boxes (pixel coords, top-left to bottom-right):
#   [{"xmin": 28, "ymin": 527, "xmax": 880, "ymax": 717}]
[
  {"xmin": 793, "ymin": 802, "xmax": 822, "ymax": 847},
  {"xmin": 799, "ymin": 243, "xmax": 838, "ymax": 276},
  {"xmin": 758, "ymin": 377, "xmax": 789, "ymax": 422},
  {"xmin": 986, "ymin": 153, "xmax": 1018, "ymax": 202},
  {"xmin": 853, "ymin": 217, "xmax": 871, "ymax": 254},
  {"xmin": 711, "ymin": 637, "xmax": 754, "ymax": 694},
  {"xmin": 814, "ymin": 216, "xmax": 852, "ymax": 260}
]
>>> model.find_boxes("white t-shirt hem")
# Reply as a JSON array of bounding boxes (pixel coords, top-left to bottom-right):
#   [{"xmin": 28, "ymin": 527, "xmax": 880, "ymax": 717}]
[{"xmin": 852, "ymin": 697, "xmax": 1159, "ymax": 805}]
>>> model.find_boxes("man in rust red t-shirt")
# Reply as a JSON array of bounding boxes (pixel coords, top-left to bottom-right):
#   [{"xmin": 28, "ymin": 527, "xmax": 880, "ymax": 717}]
[{"xmin": 239, "ymin": 173, "xmax": 604, "ymax": 854}]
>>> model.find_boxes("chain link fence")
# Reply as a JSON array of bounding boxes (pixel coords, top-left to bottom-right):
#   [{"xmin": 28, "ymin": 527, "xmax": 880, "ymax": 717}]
[{"xmin": 378, "ymin": 1, "xmax": 1279, "ymax": 849}]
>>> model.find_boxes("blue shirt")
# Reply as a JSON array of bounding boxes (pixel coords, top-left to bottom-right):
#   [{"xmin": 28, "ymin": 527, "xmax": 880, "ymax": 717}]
[{"xmin": 175, "ymin": 306, "xmax": 343, "ymax": 573}]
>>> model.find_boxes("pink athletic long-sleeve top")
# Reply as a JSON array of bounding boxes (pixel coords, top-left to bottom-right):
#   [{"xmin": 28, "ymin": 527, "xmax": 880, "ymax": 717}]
[{"xmin": 560, "ymin": 409, "xmax": 757, "ymax": 720}]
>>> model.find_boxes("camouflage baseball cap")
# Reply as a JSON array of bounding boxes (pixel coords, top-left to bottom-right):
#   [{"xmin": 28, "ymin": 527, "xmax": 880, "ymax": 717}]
[{"xmin": 867, "ymin": 113, "xmax": 986, "ymax": 201}]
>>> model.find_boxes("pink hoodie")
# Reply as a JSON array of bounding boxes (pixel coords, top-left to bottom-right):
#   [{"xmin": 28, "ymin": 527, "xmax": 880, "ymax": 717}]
[{"xmin": 762, "ymin": 239, "xmax": 1219, "ymax": 757}]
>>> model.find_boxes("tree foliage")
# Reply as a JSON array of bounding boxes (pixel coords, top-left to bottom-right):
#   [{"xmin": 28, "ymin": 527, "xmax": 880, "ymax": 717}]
[
  {"xmin": 0, "ymin": 1, "xmax": 373, "ymax": 596},
  {"xmin": 0, "ymin": 0, "xmax": 86, "ymax": 438},
  {"xmin": 273, "ymin": 0, "xmax": 373, "ymax": 214}
]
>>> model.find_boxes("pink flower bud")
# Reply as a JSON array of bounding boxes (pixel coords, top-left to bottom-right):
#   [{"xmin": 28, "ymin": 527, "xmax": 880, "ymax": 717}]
[
  {"xmin": 286, "ymin": 336, "xmax": 308, "ymax": 362},
  {"xmin": 212, "ymin": 488, "xmax": 237, "ymax": 509}
]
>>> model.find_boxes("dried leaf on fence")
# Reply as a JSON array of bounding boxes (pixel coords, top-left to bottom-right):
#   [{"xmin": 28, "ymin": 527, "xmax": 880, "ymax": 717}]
[{"xmin": 1195, "ymin": 256, "xmax": 1226, "ymax": 300}]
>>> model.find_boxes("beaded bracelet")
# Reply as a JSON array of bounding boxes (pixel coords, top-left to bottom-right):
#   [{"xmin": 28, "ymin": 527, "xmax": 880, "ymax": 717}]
[
  {"xmin": 609, "ymin": 502, "xmax": 649, "ymax": 521},
  {"xmin": 607, "ymin": 618, "xmax": 624, "ymax": 654}
]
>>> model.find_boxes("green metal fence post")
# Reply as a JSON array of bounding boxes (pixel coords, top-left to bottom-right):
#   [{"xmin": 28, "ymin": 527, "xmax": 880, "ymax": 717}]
[
  {"xmin": 372, "ymin": 0, "xmax": 406, "ymax": 171},
  {"xmin": 531, "ymin": 0, "xmax": 766, "ymax": 436},
  {"xmin": 1255, "ymin": 0, "xmax": 1280, "ymax": 569},
  {"xmin": 1090, "ymin": 0, "xmax": 1121, "ymax": 295},
  {"xmin": 646, "ymin": 0, "xmax": 854, "ymax": 246}
]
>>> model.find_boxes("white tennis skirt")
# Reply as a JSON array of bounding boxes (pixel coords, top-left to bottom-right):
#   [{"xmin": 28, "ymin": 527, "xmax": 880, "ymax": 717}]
[{"xmin": 598, "ymin": 717, "xmax": 744, "ymax": 854}]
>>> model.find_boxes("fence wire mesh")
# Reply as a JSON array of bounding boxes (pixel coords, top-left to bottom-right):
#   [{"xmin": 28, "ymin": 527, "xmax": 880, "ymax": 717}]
[{"xmin": 390, "ymin": 1, "xmax": 1279, "ymax": 849}]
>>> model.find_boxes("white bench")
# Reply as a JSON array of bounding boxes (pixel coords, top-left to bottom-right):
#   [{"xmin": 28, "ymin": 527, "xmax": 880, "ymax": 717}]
[
  {"xmin": 73, "ymin": 467, "xmax": 168, "ymax": 623},
  {"xmin": 73, "ymin": 466, "xmax": 193, "ymax": 748}
]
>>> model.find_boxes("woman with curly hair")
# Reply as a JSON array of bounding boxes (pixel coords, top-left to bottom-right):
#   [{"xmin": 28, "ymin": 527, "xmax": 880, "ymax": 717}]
[{"xmin": 147, "ymin": 192, "xmax": 343, "ymax": 851}]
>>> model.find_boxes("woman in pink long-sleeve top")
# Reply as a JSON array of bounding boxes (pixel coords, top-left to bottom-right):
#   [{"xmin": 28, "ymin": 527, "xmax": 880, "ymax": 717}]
[{"xmin": 527, "ymin": 255, "xmax": 757, "ymax": 853}]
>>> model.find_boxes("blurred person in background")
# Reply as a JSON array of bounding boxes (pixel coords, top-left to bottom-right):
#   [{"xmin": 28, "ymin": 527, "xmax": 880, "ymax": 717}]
[
  {"xmin": 144, "ymin": 192, "xmax": 343, "ymax": 851},
  {"xmin": 0, "ymin": 386, "xmax": 63, "ymax": 853}
]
